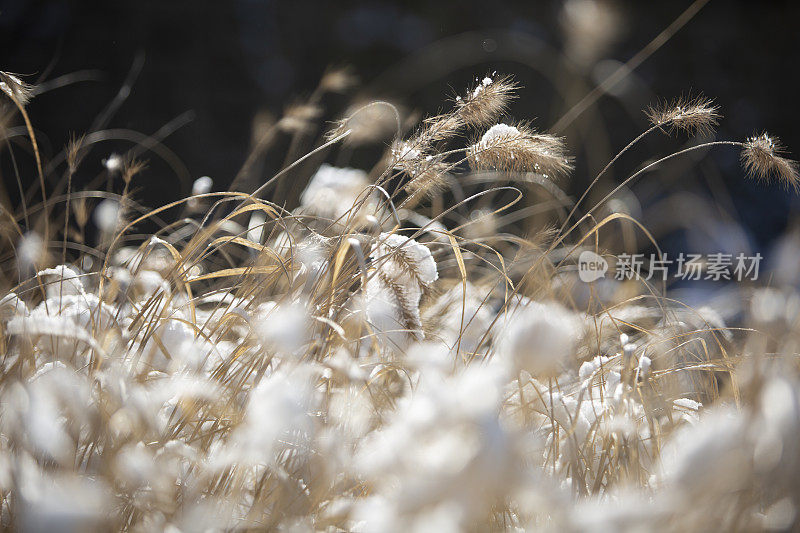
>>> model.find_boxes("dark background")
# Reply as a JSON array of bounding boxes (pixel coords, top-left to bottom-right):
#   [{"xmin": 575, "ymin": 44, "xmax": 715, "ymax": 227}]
[{"xmin": 1, "ymin": 0, "xmax": 799, "ymax": 259}]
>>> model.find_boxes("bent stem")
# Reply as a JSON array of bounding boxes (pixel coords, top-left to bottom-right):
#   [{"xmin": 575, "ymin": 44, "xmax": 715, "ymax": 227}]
[
  {"xmin": 558, "ymin": 124, "xmax": 661, "ymax": 235},
  {"xmin": 555, "ymin": 140, "xmax": 743, "ymax": 252}
]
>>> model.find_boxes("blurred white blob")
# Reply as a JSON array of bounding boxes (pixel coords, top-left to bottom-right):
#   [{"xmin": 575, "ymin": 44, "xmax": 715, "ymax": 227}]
[
  {"xmin": 188, "ymin": 175, "xmax": 214, "ymax": 210},
  {"xmin": 754, "ymin": 376, "xmax": 800, "ymax": 474},
  {"xmin": 300, "ymin": 164, "xmax": 373, "ymax": 222},
  {"xmin": 636, "ymin": 355, "xmax": 652, "ymax": 379},
  {"xmin": 570, "ymin": 490, "xmax": 658, "ymax": 533},
  {"xmin": 140, "ymin": 318, "xmax": 218, "ymax": 373},
  {"xmin": 463, "ymin": 208, "xmax": 498, "ymax": 241},
  {"xmin": 247, "ymin": 210, "xmax": 266, "ymax": 244},
  {"xmin": 219, "ymin": 368, "xmax": 316, "ymax": 468},
  {"xmin": 501, "ymin": 301, "xmax": 582, "ymax": 376},
  {"xmin": 17, "ymin": 457, "xmax": 111, "ymax": 533},
  {"xmin": 751, "ymin": 287, "xmax": 800, "ymax": 326},
  {"xmin": 353, "ymin": 361, "xmax": 517, "ymax": 531},
  {"xmin": 0, "ymin": 292, "xmax": 28, "ymax": 320},
  {"xmin": 6, "ymin": 292, "xmax": 114, "ymax": 361},
  {"xmin": 253, "ymin": 300, "xmax": 313, "ymax": 356},
  {"xmin": 658, "ymin": 407, "xmax": 749, "ymax": 494},
  {"xmin": 560, "ymin": 0, "xmax": 621, "ymax": 67},
  {"xmin": 191, "ymin": 175, "xmax": 213, "ymax": 195},
  {"xmin": 93, "ymin": 199, "xmax": 120, "ymax": 234},
  {"xmin": 423, "ymin": 281, "xmax": 493, "ymax": 356},
  {"xmin": 102, "ymin": 153, "xmax": 123, "ymax": 173},
  {"xmin": 364, "ymin": 278, "xmax": 420, "ymax": 350},
  {"xmin": 17, "ymin": 231, "xmax": 44, "ymax": 271},
  {"xmin": 579, "ymin": 355, "xmax": 611, "ymax": 382},
  {"xmin": 37, "ymin": 265, "xmax": 85, "ymax": 299}
]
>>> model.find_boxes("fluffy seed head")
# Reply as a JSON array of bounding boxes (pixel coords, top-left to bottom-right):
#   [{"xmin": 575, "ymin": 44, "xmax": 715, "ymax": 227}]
[
  {"xmin": 366, "ymin": 233, "xmax": 438, "ymax": 346},
  {"xmin": 371, "ymin": 232, "xmax": 438, "ymax": 288},
  {"xmin": 419, "ymin": 112, "xmax": 464, "ymax": 142},
  {"xmin": 391, "ymin": 140, "xmax": 450, "ymax": 207},
  {"xmin": 455, "ymin": 74, "xmax": 518, "ymax": 127},
  {"xmin": 467, "ymin": 123, "xmax": 573, "ymax": 178},
  {"xmin": 391, "ymin": 114, "xmax": 464, "ymax": 174},
  {"xmin": 646, "ymin": 95, "xmax": 720, "ymax": 136},
  {"xmin": 391, "ymin": 140, "xmax": 426, "ymax": 168},
  {"xmin": 122, "ymin": 156, "xmax": 148, "ymax": 185},
  {"xmin": 741, "ymin": 133, "xmax": 800, "ymax": 190},
  {"xmin": 66, "ymin": 133, "xmax": 87, "ymax": 174},
  {"xmin": 402, "ymin": 161, "xmax": 450, "ymax": 208},
  {"xmin": 0, "ymin": 71, "xmax": 34, "ymax": 106}
]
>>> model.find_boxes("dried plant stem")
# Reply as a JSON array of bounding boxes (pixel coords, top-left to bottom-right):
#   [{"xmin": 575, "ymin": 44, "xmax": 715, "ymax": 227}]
[
  {"xmin": 558, "ymin": 124, "xmax": 661, "ymax": 234},
  {"xmin": 556, "ymin": 140, "xmax": 743, "ymax": 247},
  {"xmin": 7, "ymin": 91, "xmax": 48, "ymax": 241}
]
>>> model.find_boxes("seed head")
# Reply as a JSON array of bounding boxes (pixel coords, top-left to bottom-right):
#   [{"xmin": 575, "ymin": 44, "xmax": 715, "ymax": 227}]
[
  {"xmin": 467, "ymin": 123, "xmax": 573, "ymax": 178},
  {"xmin": 66, "ymin": 133, "xmax": 87, "ymax": 174},
  {"xmin": 646, "ymin": 95, "xmax": 720, "ymax": 136},
  {"xmin": 419, "ymin": 112, "xmax": 464, "ymax": 142},
  {"xmin": 0, "ymin": 72, "xmax": 34, "ymax": 106},
  {"xmin": 402, "ymin": 161, "xmax": 450, "ymax": 207},
  {"xmin": 391, "ymin": 141, "xmax": 449, "ymax": 207},
  {"xmin": 741, "ymin": 133, "xmax": 800, "ymax": 190},
  {"xmin": 391, "ymin": 140, "xmax": 426, "ymax": 168},
  {"xmin": 73, "ymin": 196, "xmax": 89, "ymax": 229},
  {"xmin": 455, "ymin": 74, "xmax": 518, "ymax": 127},
  {"xmin": 122, "ymin": 156, "xmax": 148, "ymax": 185}
]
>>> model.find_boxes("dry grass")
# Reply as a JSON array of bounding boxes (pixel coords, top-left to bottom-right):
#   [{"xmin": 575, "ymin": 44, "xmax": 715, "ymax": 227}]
[{"xmin": 0, "ymin": 59, "xmax": 799, "ymax": 533}]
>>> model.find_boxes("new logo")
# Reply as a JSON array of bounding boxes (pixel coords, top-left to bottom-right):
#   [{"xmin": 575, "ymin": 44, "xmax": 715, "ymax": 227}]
[{"xmin": 578, "ymin": 250, "xmax": 608, "ymax": 282}]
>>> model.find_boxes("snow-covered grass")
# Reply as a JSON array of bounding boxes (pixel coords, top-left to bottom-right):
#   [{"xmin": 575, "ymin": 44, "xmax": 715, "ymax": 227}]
[{"xmin": 0, "ymin": 67, "xmax": 799, "ymax": 532}]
